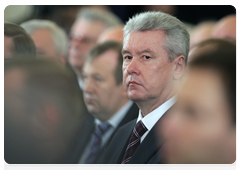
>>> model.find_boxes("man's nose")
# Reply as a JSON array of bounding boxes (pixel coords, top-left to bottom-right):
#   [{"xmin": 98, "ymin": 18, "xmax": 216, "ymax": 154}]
[{"xmin": 126, "ymin": 57, "xmax": 140, "ymax": 75}]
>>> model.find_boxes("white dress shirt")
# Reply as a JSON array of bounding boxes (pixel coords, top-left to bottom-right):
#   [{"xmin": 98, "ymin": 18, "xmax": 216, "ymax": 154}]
[{"xmin": 136, "ymin": 96, "xmax": 176, "ymax": 143}]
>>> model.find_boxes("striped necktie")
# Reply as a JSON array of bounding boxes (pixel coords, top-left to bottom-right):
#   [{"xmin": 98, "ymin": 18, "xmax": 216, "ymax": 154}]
[
  {"xmin": 84, "ymin": 122, "xmax": 111, "ymax": 164},
  {"xmin": 121, "ymin": 120, "xmax": 148, "ymax": 164}
]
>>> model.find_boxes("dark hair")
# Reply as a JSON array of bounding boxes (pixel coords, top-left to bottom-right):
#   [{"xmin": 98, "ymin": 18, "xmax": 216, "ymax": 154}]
[
  {"xmin": 4, "ymin": 22, "xmax": 36, "ymax": 59},
  {"xmin": 86, "ymin": 41, "xmax": 123, "ymax": 85},
  {"xmin": 189, "ymin": 39, "xmax": 236, "ymax": 126}
]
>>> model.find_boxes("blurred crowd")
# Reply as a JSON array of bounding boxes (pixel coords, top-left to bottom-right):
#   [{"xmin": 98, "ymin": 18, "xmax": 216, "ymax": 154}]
[{"xmin": 4, "ymin": 5, "xmax": 236, "ymax": 164}]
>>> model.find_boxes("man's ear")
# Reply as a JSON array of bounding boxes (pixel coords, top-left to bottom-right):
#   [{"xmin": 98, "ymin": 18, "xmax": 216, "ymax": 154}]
[{"xmin": 173, "ymin": 55, "xmax": 186, "ymax": 80}]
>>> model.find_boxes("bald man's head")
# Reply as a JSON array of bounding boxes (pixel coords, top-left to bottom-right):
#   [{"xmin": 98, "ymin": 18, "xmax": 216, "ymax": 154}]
[
  {"xmin": 211, "ymin": 14, "xmax": 236, "ymax": 42},
  {"xmin": 190, "ymin": 21, "xmax": 216, "ymax": 49},
  {"xmin": 97, "ymin": 26, "xmax": 124, "ymax": 44}
]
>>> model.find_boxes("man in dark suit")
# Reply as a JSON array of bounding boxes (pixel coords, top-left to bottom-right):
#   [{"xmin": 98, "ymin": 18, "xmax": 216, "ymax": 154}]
[
  {"xmin": 74, "ymin": 41, "xmax": 139, "ymax": 164},
  {"xmin": 100, "ymin": 11, "xmax": 189, "ymax": 164}
]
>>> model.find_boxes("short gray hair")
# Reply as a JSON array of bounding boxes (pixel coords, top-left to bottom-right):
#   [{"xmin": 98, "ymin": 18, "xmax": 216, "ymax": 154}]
[
  {"xmin": 77, "ymin": 7, "xmax": 123, "ymax": 28},
  {"xmin": 123, "ymin": 11, "xmax": 190, "ymax": 64},
  {"xmin": 21, "ymin": 19, "xmax": 68, "ymax": 57}
]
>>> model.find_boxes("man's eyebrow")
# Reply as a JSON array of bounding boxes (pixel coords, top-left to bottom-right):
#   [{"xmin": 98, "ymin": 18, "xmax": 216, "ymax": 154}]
[
  {"xmin": 122, "ymin": 48, "xmax": 154, "ymax": 55},
  {"xmin": 137, "ymin": 48, "xmax": 154, "ymax": 55},
  {"xmin": 122, "ymin": 49, "xmax": 131, "ymax": 55}
]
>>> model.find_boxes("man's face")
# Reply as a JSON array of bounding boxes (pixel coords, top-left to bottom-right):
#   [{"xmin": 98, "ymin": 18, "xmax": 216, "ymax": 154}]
[
  {"xmin": 122, "ymin": 30, "xmax": 175, "ymax": 104},
  {"xmin": 159, "ymin": 68, "xmax": 236, "ymax": 163},
  {"xmin": 82, "ymin": 50, "xmax": 124, "ymax": 121},
  {"xmin": 30, "ymin": 29, "xmax": 57, "ymax": 59},
  {"xmin": 68, "ymin": 19, "xmax": 106, "ymax": 70}
]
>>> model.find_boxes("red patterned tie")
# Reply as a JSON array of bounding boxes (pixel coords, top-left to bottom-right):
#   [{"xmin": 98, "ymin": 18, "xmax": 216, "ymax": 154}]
[{"xmin": 121, "ymin": 120, "xmax": 148, "ymax": 164}]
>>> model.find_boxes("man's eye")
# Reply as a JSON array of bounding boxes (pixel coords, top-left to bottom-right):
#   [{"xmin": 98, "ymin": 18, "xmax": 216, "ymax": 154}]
[
  {"xmin": 94, "ymin": 77, "xmax": 102, "ymax": 82},
  {"xmin": 124, "ymin": 56, "xmax": 132, "ymax": 60},
  {"xmin": 143, "ymin": 55, "xmax": 151, "ymax": 59}
]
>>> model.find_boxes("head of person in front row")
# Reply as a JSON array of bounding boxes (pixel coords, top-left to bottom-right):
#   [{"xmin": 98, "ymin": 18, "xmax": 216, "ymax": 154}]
[
  {"xmin": 21, "ymin": 19, "xmax": 68, "ymax": 64},
  {"xmin": 4, "ymin": 22, "xmax": 36, "ymax": 59},
  {"xmin": 4, "ymin": 59, "xmax": 87, "ymax": 164},
  {"xmin": 82, "ymin": 41, "xmax": 129, "ymax": 122},
  {"xmin": 159, "ymin": 39, "xmax": 236, "ymax": 164},
  {"xmin": 68, "ymin": 7, "xmax": 123, "ymax": 78},
  {"xmin": 122, "ymin": 11, "xmax": 189, "ymax": 116}
]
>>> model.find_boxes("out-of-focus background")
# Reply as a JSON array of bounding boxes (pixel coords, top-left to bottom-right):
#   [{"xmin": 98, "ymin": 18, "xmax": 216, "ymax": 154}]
[{"xmin": 4, "ymin": 5, "xmax": 236, "ymax": 34}]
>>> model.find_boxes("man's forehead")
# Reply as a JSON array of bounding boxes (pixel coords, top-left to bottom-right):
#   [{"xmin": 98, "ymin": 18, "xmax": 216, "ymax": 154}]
[
  {"xmin": 72, "ymin": 19, "xmax": 106, "ymax": 35},
  {"xmin": 124, "ymin": 30, "xmax": 165, "ymax": 44}
]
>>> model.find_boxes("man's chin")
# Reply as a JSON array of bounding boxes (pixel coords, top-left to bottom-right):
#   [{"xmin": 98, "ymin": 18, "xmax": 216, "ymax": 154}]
[{"xmin": 127, "ymin": 92, "xmax": 146, "ymax": 102}]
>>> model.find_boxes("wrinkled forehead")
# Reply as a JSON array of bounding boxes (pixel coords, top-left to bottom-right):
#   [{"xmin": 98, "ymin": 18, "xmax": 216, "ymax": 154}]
[{"xmin": 123, "ymin": 30, "xmax": 166, "ymax": 53}]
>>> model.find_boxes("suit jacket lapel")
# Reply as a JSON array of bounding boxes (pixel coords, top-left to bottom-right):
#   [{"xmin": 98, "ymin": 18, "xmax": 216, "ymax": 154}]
[{"xmin": 113, "ymin": 119, "xmax": 137, "ymax": 169}]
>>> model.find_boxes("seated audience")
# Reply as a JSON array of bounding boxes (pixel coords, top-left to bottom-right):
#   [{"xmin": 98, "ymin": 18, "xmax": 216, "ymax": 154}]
[
  {"xmin": 74, "ymin": 41, "xmax": 138, "ymax": 164},
  {"xmin": 4, "ymin": 22, "xmax": 36, "ymax": 59},
  {"xmin": 68, "ymin": 7, "xmax": 123, "ymax": 89},
  {"xmin": 21, "ymin": 19, "xmax": 68, "ymax": 64},
  {"xmin": 159, "ymin": 39, "xmax": 236, "ymax": 164},
  {"xmin": 4, "ymin": 59, "xmax": 87, "ymax": 164},
  {"xmin": 211, "ymin": 14, "xmax": 236, "ymax": 42}
]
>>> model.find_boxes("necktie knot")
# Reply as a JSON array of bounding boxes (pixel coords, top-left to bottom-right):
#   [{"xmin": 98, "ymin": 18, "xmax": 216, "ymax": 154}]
[
  {"xmin": 134, "ymin": 120, "xmax": 148, "ymax": 137},
  {"xmin": 94, "ymin": 122, "xmax": 111, "ymax": 139}
]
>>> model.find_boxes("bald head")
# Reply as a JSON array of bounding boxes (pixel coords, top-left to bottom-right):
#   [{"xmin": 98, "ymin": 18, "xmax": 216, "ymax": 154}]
[
  {"xmin": 211, "ymin": 14, "xmax": 236, "ymax": 41},
  {"xmin": 190, "ymin": 21, "xmax": 216, "ymax": 49},
  {"xmin": 97, "ymin": 25, "xmax": 124, "ymax": 44}
]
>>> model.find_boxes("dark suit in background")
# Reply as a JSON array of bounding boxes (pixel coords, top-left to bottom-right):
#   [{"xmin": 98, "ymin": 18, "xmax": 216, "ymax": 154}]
[{"xmin": 72, "ymin": 102, "xmax": 139, "ymax": 163}]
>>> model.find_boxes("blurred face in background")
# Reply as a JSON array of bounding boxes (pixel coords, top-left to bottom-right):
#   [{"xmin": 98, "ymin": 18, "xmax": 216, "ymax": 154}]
[
  {"xmin": 159, "ymin": 68, "xmax": 236, "ymax": 164},
  {"xmin": 4, "ymin": 36, "xmax": 13, "ymax": 58},
  {"xmin": 68, "ymin": 19, "xmax": 106, "ymax": 71},
  {"xmin": 30, "ymin": 29, "xmax": 57, "ymax": 59},
  {"xmin": 211, "ymin": 15, "xmax": 236, "ymax": 42},
  {"xmin": 82, "ymin": 50, "xmax": 125, "ymax": 121}
]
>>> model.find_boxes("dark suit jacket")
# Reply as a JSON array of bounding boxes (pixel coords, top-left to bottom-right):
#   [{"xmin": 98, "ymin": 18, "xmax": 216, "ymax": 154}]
[
  {"xmin": 72, "ymin": 102, "xmax": 139, "ymax": 164},
  {"xmin": 100, "ymin": 109, "xmax": 171, "ymax": 164}
]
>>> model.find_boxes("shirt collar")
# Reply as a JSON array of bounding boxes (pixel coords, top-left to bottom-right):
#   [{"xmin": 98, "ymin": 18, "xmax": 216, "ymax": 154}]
[
  {"xmin": 95, "ymin": 100, "xmax": 134, "ymax": 129},
  {"xmin": 136, "ymin": 96, "xmax": 176, "ymax": 131}
]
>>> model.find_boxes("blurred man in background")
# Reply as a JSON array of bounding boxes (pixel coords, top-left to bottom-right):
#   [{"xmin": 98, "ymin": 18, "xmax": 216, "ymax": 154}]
[
  {"xmin": 159, "ymin": 39, "xmax": 236, "ymax": 164},
  {"xmin": 190, "ymin": 21, "xmax": 216, "ymax": 49},
  {"xmin": 97, "ymin": 25, "xmax": 124, "ymax": 44},
  {"xmin": 4, "ymin": 22, "xmax": 36, "ymax": 59},
  {"xmin": 21, "ymin": 19, "xmax": 68, "ymax": 64},
  {"xmin": 4, "ymin": 59, "xmax": 87, "ymax": 164},
  {"xmin": 74, "ymin": 41, "xmax": 138, "ymax": 164},
  {"xmin": 211, "ymin": 14, "xmax": 236, "ymax": 42},
  {"xmin": 68, "ymin": 7, "xmax": 123, "ymax": 89}
]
